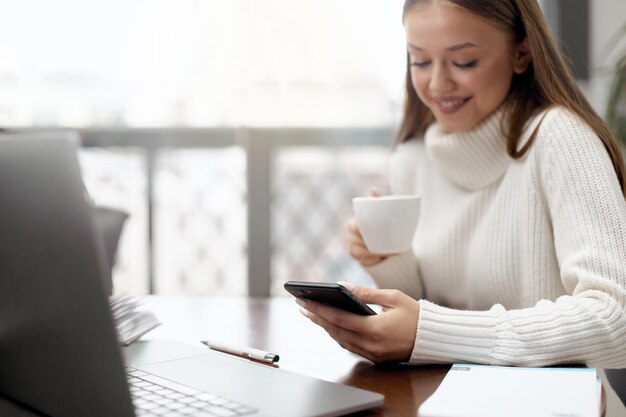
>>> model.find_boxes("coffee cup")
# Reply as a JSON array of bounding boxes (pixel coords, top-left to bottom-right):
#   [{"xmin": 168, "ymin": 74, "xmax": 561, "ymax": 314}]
[{"xmin": 352, "ymin": 195, "xmax": 420, "ymax": 254}]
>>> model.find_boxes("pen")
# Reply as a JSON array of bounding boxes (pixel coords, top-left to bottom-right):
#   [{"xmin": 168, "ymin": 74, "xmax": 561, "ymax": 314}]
[{"xmin": 201, "ymin": 340, "xmax": 280, "ymax": 364}]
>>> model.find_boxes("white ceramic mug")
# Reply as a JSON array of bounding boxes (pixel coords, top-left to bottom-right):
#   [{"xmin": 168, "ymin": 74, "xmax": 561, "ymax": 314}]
[{"xmin": 352, "ymin": 195, "xmax": 420, "ymax": 254}]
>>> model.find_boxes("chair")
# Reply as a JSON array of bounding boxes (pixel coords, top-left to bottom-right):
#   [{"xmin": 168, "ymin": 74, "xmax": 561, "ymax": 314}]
[{"xmin": 92, "ymin": 206, "xmax": 129, "ymax": 295}]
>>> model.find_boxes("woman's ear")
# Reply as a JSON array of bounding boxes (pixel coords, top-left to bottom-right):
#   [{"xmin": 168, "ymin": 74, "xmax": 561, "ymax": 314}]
[{"xmin": 512, "ymin": 37, "xmax": 531, "ymax": 74}]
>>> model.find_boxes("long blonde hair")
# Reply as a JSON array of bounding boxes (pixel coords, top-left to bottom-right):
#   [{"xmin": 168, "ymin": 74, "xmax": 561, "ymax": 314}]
[{"xmin": 397, "ymin": 0, "xmax": 626, "ymax": 195}]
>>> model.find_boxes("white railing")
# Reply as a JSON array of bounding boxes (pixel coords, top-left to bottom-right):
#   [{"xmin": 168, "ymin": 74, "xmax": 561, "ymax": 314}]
[{"xmin": 76, "ymin": 127, "xmax": 394, "ymax": 296}]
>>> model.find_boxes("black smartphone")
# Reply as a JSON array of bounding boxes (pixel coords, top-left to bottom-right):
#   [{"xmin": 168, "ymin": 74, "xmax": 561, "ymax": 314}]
[{"xmin": 284, "ymin": 281, "xmax": 377, "ymax": 316}]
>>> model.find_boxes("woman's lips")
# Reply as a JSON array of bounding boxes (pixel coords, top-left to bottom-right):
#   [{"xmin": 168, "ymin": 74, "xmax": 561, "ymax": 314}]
[{"xmin": 432, "ymin": 96, "xmax": 472, "ymax": 114}]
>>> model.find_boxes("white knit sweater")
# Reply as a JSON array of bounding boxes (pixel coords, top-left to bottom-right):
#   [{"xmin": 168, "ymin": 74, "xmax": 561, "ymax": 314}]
[{"xmin": 366, "ymin": 107, "xmax": 626, "ymax": 368}]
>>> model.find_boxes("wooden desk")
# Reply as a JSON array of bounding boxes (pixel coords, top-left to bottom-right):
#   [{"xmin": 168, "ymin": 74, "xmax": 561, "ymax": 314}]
[{"xmin": 141, "ymin": 296, "xmax": 449, "ymax": 417}]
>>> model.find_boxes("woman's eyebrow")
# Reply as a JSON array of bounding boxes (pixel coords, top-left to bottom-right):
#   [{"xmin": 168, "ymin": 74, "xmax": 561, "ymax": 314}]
[
  {"xmin": 407, "ymin": 42, "xmax": 480, "ymax": 52},
  {"xmin": 446, "ymin": 42, "xmax": 480, "ymax": 51}
]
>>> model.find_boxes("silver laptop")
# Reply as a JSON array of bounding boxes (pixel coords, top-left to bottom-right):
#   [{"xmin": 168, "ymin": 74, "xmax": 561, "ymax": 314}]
[{"xmin": 0, "ymin": 133, "xmax": 384, "ymax": 417}]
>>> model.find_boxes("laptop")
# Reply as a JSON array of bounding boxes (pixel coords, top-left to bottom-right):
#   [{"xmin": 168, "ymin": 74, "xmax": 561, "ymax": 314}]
[{"xmin": 0, "ymin": 133, "xmax": 384, "ymax": 417}]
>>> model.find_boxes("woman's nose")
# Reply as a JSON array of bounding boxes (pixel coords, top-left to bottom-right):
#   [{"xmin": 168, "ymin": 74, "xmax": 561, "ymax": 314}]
[{"xmin": 429, "ymin": 63, "xmax": 455, "ymax": 94}]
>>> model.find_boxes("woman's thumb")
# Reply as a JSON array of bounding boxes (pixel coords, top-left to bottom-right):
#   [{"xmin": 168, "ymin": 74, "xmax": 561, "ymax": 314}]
[{"xmin": 338, "ymin": 281, "xmax": 377, "ymax": 303}]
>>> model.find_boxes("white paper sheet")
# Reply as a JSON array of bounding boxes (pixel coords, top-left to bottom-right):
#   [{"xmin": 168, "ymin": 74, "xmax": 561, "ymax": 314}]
[{"xmin": 418, "ymin": 364, "xmax": 600, "ymax": 417}]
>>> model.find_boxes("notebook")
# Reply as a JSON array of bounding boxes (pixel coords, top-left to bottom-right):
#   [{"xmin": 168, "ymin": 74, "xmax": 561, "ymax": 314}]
[
  {"xmin": 418, "ymin": 364, "xmax": 601, "ymax": 417},
  {"xmin": 0, "ymin": 133, "xmax": 384, "ymax": 417}
]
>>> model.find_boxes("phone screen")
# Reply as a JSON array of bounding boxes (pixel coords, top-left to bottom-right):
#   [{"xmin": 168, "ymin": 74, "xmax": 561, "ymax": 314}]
[{"xmin": 284, "ymin": 281, "xmax": 377, "ymax": 315}]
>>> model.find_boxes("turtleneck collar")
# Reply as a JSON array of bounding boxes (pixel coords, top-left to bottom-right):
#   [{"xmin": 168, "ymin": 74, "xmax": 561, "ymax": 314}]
[{"xmin": 425, "ymin": 109, "xmax": 511, "ymax": 191}]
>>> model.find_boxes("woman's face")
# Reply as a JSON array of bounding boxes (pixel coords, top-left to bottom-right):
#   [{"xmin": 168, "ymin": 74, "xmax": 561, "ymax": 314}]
[{"xmin": 404, "ymin": 3, "xmax": 528, "ymax": 132}]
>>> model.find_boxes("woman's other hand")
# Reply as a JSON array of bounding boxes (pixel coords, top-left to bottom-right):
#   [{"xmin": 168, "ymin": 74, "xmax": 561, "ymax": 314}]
[
  {"xmin": 296, "ymin": 283, "xmax": 420, "ymax": 363},
  {"xmin": 346, "ymin": 218, "xmax": 387, "ymax": 267}
]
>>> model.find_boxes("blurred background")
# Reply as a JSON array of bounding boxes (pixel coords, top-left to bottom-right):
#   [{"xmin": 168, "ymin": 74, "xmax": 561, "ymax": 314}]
[{"xmin": 1, "ymin": 0, "xmax": 624, "ymax": 297}]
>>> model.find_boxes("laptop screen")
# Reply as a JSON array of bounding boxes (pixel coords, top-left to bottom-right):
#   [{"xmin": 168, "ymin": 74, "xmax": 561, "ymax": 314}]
[{"xmin": 0, "ymin": 134, "xmax": 135, "ymax": 416}]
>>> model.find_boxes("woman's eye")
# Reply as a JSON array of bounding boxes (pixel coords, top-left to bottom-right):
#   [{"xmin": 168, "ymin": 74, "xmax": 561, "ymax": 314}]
[
  {"xmin": 453, "ymin": 60, "xmax": 478, "ymax": 69},
  {"xmin": 410, "ymin": 61, "xmax": 431, "ymax": 68}
]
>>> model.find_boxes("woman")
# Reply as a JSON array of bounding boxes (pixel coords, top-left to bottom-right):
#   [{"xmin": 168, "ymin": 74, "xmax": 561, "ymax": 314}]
[{"xmin": 297, "ymin": 0, "xmax": 626, "ymax": 374}]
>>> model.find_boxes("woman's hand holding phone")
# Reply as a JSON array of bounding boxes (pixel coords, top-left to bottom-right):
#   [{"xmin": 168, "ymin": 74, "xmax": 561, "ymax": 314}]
[{"xmin": 293, "ymin": 281, "xmax": 420, "ymax": 364}]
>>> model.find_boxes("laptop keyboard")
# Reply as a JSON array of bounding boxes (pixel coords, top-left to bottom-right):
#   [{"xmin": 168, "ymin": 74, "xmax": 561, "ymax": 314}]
[{"xmin": 127, "ymin": 368, "xmax": 258, "ymax": 417}]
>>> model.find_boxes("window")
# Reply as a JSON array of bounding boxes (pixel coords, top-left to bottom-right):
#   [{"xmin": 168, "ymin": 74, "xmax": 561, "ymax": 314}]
[{"xmin": 0, "ymin": 0, "xmax": 406, "ymax": 128}]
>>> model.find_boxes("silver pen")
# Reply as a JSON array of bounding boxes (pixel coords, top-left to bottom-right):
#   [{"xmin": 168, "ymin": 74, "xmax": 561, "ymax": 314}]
[{"xmin": 201, "ymin": 340, "xmax": 280, "ymax": 364}]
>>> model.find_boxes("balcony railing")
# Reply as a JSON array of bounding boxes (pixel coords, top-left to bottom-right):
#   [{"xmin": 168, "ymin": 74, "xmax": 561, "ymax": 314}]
[{"xmin": 73, "ymin": 127, "xmax": 394, "ymax": 297}]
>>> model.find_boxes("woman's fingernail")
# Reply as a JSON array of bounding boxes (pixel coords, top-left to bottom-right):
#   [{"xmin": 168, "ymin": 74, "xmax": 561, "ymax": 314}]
[
  {"xmin": 338, "ymin": 281, "xmax": 356, "ymax": 291},
  {"xmin": 299, "ymin": 307, "xmax": 309, "ymax": 318},
  {"xmin": 295, "ymin": 298, "xmax": 307, "ymax": 308}
]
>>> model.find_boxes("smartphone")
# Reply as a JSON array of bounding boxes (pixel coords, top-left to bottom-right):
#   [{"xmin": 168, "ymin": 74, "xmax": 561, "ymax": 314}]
[{"xmin": 284, "ymin": 281, "xmax": 377, "ymax": 316}]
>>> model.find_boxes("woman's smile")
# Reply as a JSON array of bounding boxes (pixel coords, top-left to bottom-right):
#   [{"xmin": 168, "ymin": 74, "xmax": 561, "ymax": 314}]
[{"xmin": 432, "ymin": 96, "xmax": 473, "ymax": 114}]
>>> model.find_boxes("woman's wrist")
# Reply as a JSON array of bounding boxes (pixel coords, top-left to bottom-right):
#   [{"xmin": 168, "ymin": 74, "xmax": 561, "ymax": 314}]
[{"xmin": 360, "ymin": 255, "xmax": 387, "ymax": 267}]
